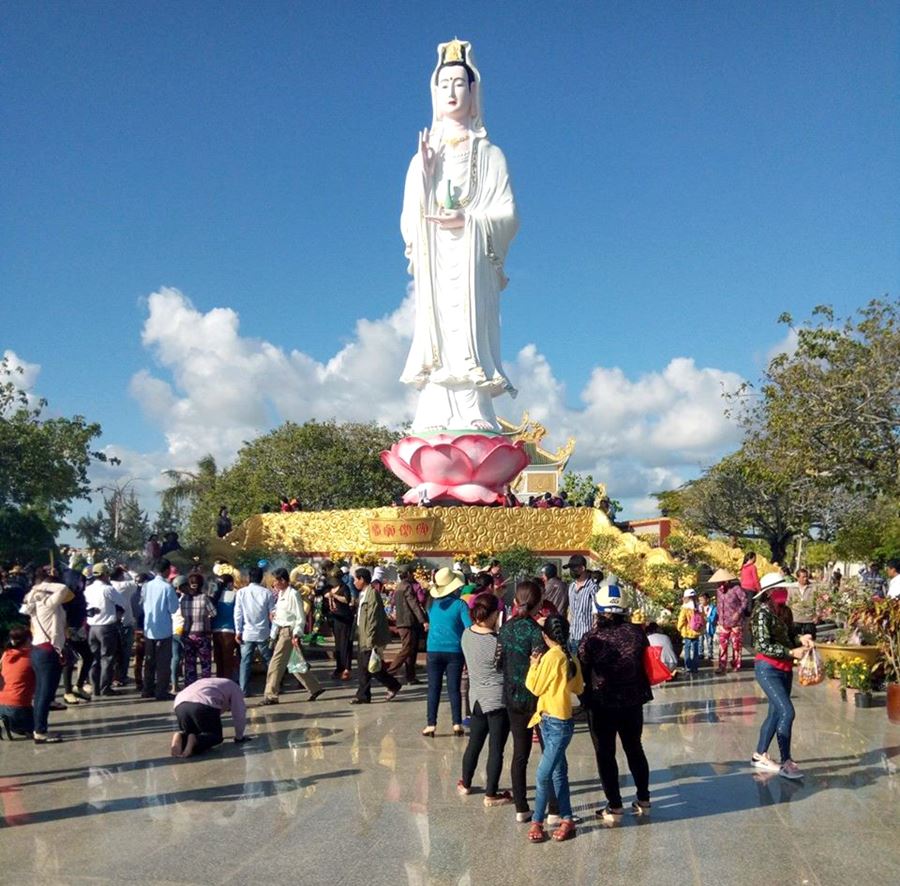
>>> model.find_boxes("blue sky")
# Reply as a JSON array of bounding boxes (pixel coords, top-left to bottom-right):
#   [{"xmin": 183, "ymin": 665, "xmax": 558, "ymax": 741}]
[{"xmin": 2, "ymin": 2, "xmax": 898, "ymax": 537}]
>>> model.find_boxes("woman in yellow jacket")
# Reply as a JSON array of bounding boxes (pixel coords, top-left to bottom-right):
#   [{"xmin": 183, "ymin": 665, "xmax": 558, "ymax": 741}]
[
  {"xmin": 676, "ymin": 589, "xmax": 703, "ymax": 675},
  {"xmin": 524, "ymin": 614, "xmax": 584, "ymax": 843}
]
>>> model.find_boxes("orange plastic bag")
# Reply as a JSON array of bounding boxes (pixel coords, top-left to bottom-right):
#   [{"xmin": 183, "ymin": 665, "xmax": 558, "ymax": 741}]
[{"xmin": 797, "ymin": 648, "xmax": 824, "ymax": 686}]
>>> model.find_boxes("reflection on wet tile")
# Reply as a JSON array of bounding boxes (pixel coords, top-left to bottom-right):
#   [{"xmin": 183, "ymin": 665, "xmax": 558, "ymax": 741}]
[{"xmin": 0, "ymin": 672, "xmax": 897, "ymax": 884}]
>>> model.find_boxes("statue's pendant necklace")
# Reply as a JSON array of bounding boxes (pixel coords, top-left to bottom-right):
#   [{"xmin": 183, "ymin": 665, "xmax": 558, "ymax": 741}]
[{"xmin": 438, "ymin": 137, "xmax": 478, "ymax": 209}]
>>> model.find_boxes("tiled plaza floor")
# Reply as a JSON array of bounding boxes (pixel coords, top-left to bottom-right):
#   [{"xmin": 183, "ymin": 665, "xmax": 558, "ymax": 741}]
[{"xmin": 1, "ymin": 658, "xmax": 898, "ymax": 885}]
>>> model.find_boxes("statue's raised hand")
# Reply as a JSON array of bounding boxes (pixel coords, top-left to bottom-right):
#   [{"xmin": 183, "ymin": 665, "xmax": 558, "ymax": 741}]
[
  {"xmin": 419, "ymin": 128, "xmax": 436, "ymax": 179},
  {"xmin": 424, "ymin": 207, "xmax": 465, "ymax": 229}
]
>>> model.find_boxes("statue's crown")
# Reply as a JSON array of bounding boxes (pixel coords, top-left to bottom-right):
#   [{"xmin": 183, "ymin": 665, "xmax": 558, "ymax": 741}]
[{"xmin": 442, "ymin": 39, "xmax": 466, "ymax": 65}]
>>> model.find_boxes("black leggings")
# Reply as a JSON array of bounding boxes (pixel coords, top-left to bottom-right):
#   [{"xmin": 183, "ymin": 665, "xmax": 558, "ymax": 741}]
[
  {"xmin": 331, "ymin": 619, "xmax": 354, "ymax": 673},
  {"xmin": 508, "ymin": 706, "xmax": 557, "ymax": 815},
  {"xmin": 461, "ymin": 702, "xmax": 510, "ymax": 796},
  {"xmin": 174, "ymin": 701, "xmax": 223, "ymax": 754},
  {"xmin": 64, "ymin": 639, "xmax": 92, "ymax": 693},
  {"xmin": 587, "ymin": 702, "xmax": 651, "ymax": 808}
]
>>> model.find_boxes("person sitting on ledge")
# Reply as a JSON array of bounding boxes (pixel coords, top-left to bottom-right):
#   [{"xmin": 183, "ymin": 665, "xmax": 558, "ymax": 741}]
[{"xmin": 170, "ymin": 676, "xmax": 250, "ymax": 758}]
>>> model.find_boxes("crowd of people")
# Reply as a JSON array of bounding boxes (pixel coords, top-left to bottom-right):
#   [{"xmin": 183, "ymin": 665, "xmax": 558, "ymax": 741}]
[{"xmin": 1, "ymin": 551, "xmax": 898, "ymax": 839}]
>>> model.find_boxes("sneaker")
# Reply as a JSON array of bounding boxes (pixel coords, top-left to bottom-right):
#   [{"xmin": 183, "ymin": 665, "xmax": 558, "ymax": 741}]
[
  {"xmin": 779, "ymin": 760, "xmax": 803, "ymax": 780},
  {"xmin": 484, "ymin": 791, "xmax": 513, "ymax": 807},
  {"xmin": 751, "ymin": 753, "xmax": 781, "ymax": 773},
  {"xmin": 516, "ymin": 810, "xmax": 533, "ymax": 823},
  {"xmin": 63, "ymin": 693, "xmax": 81, "ymax": 705}
]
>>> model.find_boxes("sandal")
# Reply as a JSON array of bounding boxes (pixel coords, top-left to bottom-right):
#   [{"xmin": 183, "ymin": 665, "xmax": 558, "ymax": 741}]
[
  {"xmin": 552, "ymin": 819, "xmax": 577, "ymax": 842},
  {"xmin": 456, "ymin": 779, "xmax": 471, "ymax": 796},
  {"xmin": 596, "ymin": 804, "xmax": 624, "ymax": 824},
  {"xmin": 528, "ymin": 822, "xmax": 547, "ymax": 843},
  {"xmin": 632, "ymin": 800, "xmax": 651, "ymax": 816}
]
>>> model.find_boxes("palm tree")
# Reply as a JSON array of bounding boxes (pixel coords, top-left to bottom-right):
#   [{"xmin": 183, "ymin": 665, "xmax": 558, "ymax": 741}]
[{"xmin": 160, "ymin": 454, "xmax": 218, "ymax": 513}]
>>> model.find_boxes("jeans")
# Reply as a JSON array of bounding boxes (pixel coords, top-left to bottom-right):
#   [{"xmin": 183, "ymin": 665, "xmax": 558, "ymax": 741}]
[
  {"xmin": 533, "ymin": 714, "xmax": 574, "ymax": 824},
  {"xmin": 142, "ymin": 636, "xmax": 173, "ymax": 699},
  {"xmin": 31, "ymin": 645, "xmax": 63, "ymax": 735},
  {"xmin": 699, "ymin": 631, "xmax": 715, "ymax": 660},
  {"xmin": 755, "ymin": 660, "xmax": 795, "ymax": 762},
  {"xmin": 683, "ymin": 637, "xmax": 700, "ymax": 673},
  {"xmin": 587, "ymin": 702, "xmax": 651, "ymax": 808},
  {"xmin": 239, "ymin": 640, "xmax": 272, "ymax": 695},
  {"xmin": 426, "ymin": 651, "xmax": 464, "ymax": 727},
  {"xmin": 88, "ymin": 623, "xmax": 119, "ymax": 694},
  {"xmin": 461, "ymin": 702, "xmax": 510, "ymax": 796},
  {"xmin": 508, "ymin": 706, "xmax": 558, "ymax": 815}
]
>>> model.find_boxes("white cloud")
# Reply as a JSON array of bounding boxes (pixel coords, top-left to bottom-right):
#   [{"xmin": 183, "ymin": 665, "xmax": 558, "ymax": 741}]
[
  {"xmin": 122, "ymin": 286, "xmax": 745, "ymax": 517},
  {"xmin": 2, "ymin": 349, "xmax": 42, "ymax": 412},
  {"xmin": 764, "ymin": 326, "xmax": 799, "ymax": 365}
]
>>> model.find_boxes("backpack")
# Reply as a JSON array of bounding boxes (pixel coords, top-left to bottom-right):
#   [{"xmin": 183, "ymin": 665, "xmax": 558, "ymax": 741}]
[{"xmin": 689, "ymin": 610, "xmax": 704, "ymax": 632}]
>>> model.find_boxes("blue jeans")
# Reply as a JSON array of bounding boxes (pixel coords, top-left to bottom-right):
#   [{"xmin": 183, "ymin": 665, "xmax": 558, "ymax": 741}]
[
  {"xmin": 699, "ymin": 632, "xmax": 715, "ymax": 659},
  {"xmin": 31, "ymin": 645, "xmax": 63, "ymax": 735},
  {"xmin": 755, "ymin": 660, "xmax": 795, "ymax": 762},
  {"xmin": 534, "ymin": 714, "xmax": 574, "ymax": 823},
  {"xmin": 239, "ymin": 640, "xmax": 273, "ymax": 694},
  {"xmin": 426, "ymin": 651, "xmax": 464, "ymax": 727},
  {"xmin": 683, "ymin": 637, "xmax": 700, "ymax": 673}
]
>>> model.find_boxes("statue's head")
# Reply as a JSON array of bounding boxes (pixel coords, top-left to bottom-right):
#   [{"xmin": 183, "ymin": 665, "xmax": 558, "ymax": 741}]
[
  {"xmin": 434, "ymin": 63, "xmax": 475, "ymax": 123},
  {"xmin": 429, "ymin": 39, "xmax": 486, "ymax": 136}
]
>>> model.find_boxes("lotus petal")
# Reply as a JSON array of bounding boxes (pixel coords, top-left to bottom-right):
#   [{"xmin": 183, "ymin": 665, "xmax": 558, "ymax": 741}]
[
  {"xmin": 411, "ymin": 443, "xmax": 475, "ymax": 486},
  {"xmin": 381, "ymin": 450, "xmax": 422, "ymax": 488},
  {"xmin": 471, "ymin": 442, "xmax": 530, "ymax": 486}
]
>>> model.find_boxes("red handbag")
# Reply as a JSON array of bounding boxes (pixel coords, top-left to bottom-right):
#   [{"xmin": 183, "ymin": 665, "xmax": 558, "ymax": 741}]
[{"xmin": 644, "ymin": 645, "xmax": 673, "ymax": 685}]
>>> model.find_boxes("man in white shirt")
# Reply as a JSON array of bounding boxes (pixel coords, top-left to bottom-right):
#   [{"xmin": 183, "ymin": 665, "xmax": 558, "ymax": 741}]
[
  {"xmin": 234, "ymin": 566, "xmax": 275, "ymax": 696},
  {"xmin": 260, "ymin": 568, "xmax": 324, "ymax": 704},
  {"xmin": 84, "ymin": 563, "xmax": 126, "ymax": 697},
  {"xmin": 888, "ymin": 559, "xmax": 900, "ymax": 599},
  {"xmin": 111, "ymin": 565, "xmax": 139, "ymax": 687}
]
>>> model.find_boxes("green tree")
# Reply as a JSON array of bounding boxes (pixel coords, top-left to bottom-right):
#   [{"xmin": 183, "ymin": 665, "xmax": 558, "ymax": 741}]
[
  {"xmin": 495, "ymin": 545, "xmax": 540, "ymax": 582},
  {"xmin": 659, "ymin": 441, "xmax": 820, "ymax": 563},
  {"xmin": 561, "ymin": 472, "xmax": 598, "ymax": 505},
  {"xmin": 0, "ymin": 355, "xmax": 112, "ymax": 549},
  {"xmin": 738, "ymin": 300, "xmax": 899, "ymax": 496},
  {"xmin": 73, "ymin": 486, "xmax": 150, "ymax": 555},
  {"xmin": 181, "ymin": 420, "xmax": 406, "ymax": 542}
]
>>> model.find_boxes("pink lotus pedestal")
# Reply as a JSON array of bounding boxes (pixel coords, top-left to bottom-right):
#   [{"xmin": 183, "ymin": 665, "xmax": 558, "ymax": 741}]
[{"xmin": 381, "ymin": 433, "xmax": 530, "ymax": 505}]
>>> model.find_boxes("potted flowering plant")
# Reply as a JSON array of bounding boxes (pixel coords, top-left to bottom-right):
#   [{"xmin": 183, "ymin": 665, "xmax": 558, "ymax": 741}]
[
  {"xmin": 850, "ymin": 597, "xmax": 900, "ymax": 723},
  {"xmin": 816, "ymin": 577, "xmax": 883, "ymax": 670},
  {"xmin": 838, "ymin": 657, "xmax": 874, "ymax": 707}
]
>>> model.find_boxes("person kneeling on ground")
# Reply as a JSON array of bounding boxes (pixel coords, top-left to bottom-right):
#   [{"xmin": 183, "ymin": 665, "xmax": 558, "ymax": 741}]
[{"xmin": 171, "ymin": 676, "xmax": 250, "ymax": 758}]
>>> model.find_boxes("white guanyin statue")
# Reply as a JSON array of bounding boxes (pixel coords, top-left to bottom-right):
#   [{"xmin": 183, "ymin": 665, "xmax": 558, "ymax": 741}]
[
  {"xmin": 382, "ymin": 40, "xmax": 528, "ymax": 505},
  {"xmin": 400, "ymin": 38, "xmax": 519, "ymax": 433}
]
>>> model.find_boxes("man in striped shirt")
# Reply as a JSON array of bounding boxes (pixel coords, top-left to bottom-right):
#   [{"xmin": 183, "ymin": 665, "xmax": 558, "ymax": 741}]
[{"xmin": 565, "ymin": 555, "xmax": 599, "ymax": 653}]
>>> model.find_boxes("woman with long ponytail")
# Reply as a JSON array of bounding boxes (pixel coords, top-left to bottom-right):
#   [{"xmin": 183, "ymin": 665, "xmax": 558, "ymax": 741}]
[{"xmin": 523, "ymin": 613, "xmax": 584, "ymax": 843}]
